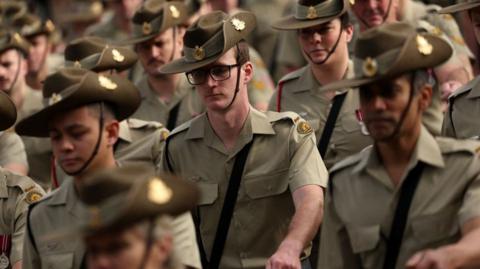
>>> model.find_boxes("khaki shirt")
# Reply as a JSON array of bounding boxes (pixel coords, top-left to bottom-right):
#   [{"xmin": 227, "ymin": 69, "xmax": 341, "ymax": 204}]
[
  {"xmin": 269, "ymin": 64, "xmax": 372, "ymax": 169},
  {"xmin": 248, "ymin": 47, "xmax": 275, "ymax": 110},
  {"xmin": 162, "ymin": 108, "xmax": 328, "ymax": 269},
  {"xmin": 442, "ymin": 76, "xmax": 480, "ymax": 139},
  {"xmin": 0, "ymin": 131, "xmax": 28, "ymax": 170},
  {"xmin": 132, "ymin": 76, "xmax": 204, "ymax": 128},
  {"xmin": 319, "ymin": 126, "xmax": 480, "ymax": 269},
  {"xmin": 0, "ymin": 168, "xmax": 44, "ymax": 265}
]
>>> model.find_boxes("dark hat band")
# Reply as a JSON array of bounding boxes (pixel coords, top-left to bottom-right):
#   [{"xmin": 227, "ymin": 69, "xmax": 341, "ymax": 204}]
[
  {"xmin": 65, "ymin": 53, "xmax": 101, "ymax": 69},
  {"xmin": 295, "ymin": 0, "xmax": 343, "ymax": 20},
  {"xmin": 183, "ymin": 30, "xmax": 224, "ymax": 63}
]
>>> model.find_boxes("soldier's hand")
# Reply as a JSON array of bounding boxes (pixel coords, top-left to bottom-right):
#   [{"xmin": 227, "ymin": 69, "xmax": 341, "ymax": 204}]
[
  {"xmin": 406, "ymin": 249, "xmax": 455, "ymax": 269},
  {"xmin": 266, "ymin": 243, "xmax": 301, "ymax": 269}
]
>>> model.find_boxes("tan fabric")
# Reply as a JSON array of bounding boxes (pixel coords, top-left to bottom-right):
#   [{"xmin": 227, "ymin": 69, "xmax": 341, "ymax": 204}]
[
  {"xmin": 84, "ymin": 11, "xmax": 129, "ymax": 42},
  {"xmin": 269, "ymin": 63, "xmax": 372, "ymax": 169},
  {"xmin": 319, "ymin": 126, "xmax": 480, "ymax": 269},
  {"xmin": 248, "ymin": 47, "xmax": 275, "ymax": 109},
  {"xmin": 162, "ymin": 108, "xmax": 328, "ymax": 269},
  {"xmin": 18, "ymin": 86, "xmax": 43, "ymax": 121},
  {"xmin": 0, "ymin": 168, "xmax": 44, "ymax": 265},
  {"xmin": 0, "ymin": 131, "xmax": 28, "ymax": 169},
  {"xmin": 132, "ymin": 75, "xmax": 204, "ymax": 128},
  {"xmin": 442, "ymin": 76, "xmax": 480, "ymax": 139}
]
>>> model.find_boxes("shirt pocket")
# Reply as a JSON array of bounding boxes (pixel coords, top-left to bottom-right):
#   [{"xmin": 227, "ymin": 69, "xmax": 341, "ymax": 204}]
[
  {"xmin": 244, "ymin": 168, "xmax": 290, "ymax": 200},
  {"xmin": 40, "ymin": 252, "xmax": 74, "ymax": 269},
  {"xmin": 341, "ymin": 112, "xmax": 362, "ymax": 133},
  {"xmin": 411, "ymin": 207, "xmax": 460, "ymax": 248},
  {"xmin": 196, "ymin": 181, "xmax": 219, "ymax": 206},
  {"xmin": 346, "ymin": 225, "xmax": 381, "ymax": 269}
]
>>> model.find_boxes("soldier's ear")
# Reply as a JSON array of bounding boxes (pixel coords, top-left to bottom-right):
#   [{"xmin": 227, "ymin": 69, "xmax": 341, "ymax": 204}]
[
  {"xmin": 417, "ymin": 84, "xmax": 432, "ymax": 112},
  {"xmin": 242, "ymin": 61, "xmax": 253, "ymax": 84},
  {"xmin": 105, "ymin": 121, "xmax": 119, "ymax": 147}
]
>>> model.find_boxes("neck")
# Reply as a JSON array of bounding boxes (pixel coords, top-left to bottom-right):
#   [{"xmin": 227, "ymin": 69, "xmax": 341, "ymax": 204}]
[
  {"xmin": 26, "ymin": 67, "xmax": 47, "ymax": 90},
  {"xmin": 311, "ymin": 55, "xmax": 349, "ymax": 86},
  {"xmin": 207, "ymin": 100, "xmax": 250, "ymax": 151},
  {"xmin": 73, "ymin": 154, "xmax": 117, "ymax": 191},
  {"xmin": 147, "ymin": 74, "xmax": 180, "ymax": 103},
  {"xmin": 9, "ymin": 82, "xmax": 27, "ymax": 108}
]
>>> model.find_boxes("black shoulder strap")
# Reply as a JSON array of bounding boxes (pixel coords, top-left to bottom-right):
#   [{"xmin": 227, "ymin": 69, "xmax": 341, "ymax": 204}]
[
  {"xmin": 201, "ymin": 139, "xmax": 254, "ymax": 269},
  {"xmin": 317, "ymin": 92, "xmax": 347, "ymax": 158},
  {"xmin": 448, "ymin": 98, "xmax": 457, "ymax": 137},
  {"xmin": 382, "ymin": 162, "xmax": 425, "ymax": 269},
  {"xmin": 167, "ymin": 102, "xmax": 181, "ymax": 131}
]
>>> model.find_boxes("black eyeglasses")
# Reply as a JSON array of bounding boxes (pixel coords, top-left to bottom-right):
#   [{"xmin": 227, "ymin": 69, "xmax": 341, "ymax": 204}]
[{"xmin": 186, "ymin": 64, "xmax": 241, "ymax": 85}]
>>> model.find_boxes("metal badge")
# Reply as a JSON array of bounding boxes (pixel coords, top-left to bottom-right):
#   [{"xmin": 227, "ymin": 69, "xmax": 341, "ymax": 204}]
[
  {"xmin": 0, "ymin": 253, "xmax": 8, "ymax": 269},
  {"xmin": 170, "ymin": 5, "xmax": 180, "ymax": 19},
  {"xmin": 297, "ymin": 121, "xmax": 313, "ymax": 135},
  {"xmin": 48, "ymin": 93, "xmax": 62, "ymax": 106},
  {"xmin": 307, "ymin": 6, "xmax": 318, "ymax": 19},
  {"xmin": 112, "ymin": 49, "xmax": 125, "ymax": 63},
  {"xmin": 12, "ymin": 33, "xmax": 22, "ymax": 44},
  {"xmin": 25, "ymin": 190, "xmax": 43, "ymax": 204},
  {"xmin": 148, "ymin": 177, "xmax": 173, "ymax": 205},
  {"xmin": 143, "ymin": 22, "xmax": 152, "ymax": 35},
  {"xmin": 98, "ymin": 75, "xmax": 117, "ymax": 90},
  {"xmin": 231, "ymin": 18, "xmax": 246, "ymax": 31},
  {"xmin": 349, "ymin": 0, "xmax": 355, "ymax": 5},
  {"xmin": 45, "ymin": 20, "xmax": 55, "ymax": 33},
  {"xmin": 193, "ymin": 45, "xmax": 205, "ymax": 61},
  {"xmin": 74, "ymin": 61, "xmax": 82, "ymax": 68},
  {"xmin": 362, "ymin": 57, "xmax": 378, "ymax": 77},
  {"xmin": 416, "ymin": 35, "xmax": 433, "ymax": 55},
  {"xmin": 90, "ymin": 2, "xmax": 103, "ymax": 16}
]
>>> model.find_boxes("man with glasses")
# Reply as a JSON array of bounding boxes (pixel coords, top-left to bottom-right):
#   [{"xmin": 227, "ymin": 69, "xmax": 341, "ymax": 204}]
[{"xmin": 160, "ymin": 10, "xmax": 327, "ymax": 269}]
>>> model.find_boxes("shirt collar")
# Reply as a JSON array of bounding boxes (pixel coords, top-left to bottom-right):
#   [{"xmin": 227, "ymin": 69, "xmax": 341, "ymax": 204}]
[
  {"xmin": 117, "ymin": 120, "xmax": 132, "ymax": 143},
  {"xmin": 467, "ymin": 76, "xmax": 480, "ymax": 99},
  {"xmin": 47, "ymin": 178, "xmax": 75, "ymax": 206}
]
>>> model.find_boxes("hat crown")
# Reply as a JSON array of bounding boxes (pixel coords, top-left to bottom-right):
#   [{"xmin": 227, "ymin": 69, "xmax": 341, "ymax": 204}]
[
  {"xmin": 184, "ymin": 11, "xmax": 226, "ymax": 48},
  {"xmin": 43, "ymin": 68, "xmax": 88, "ymax": 98},
  {"xmin": 65, "ymin": 36, "xmax": 106, "ymax": 61},
  {"xmin": 298, "ymin": 0, "xmax": 331, "ymax": 6},
  {"xmin": 132, "ymin": 0, "xmax": 165, "ymax": 24}
]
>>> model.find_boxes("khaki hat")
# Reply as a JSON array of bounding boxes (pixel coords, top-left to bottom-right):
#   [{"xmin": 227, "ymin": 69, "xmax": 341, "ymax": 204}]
[
  {"xmin": 58, "ymin": 0, "xmax": 103, "ymax": 23},
  {"xmin": 439, "ymin": 0, "xmax": 480, "ymax": 14},
  {"xmin": 124, "ymin": 0, "xmax": 189, "ymax": 45},
  {"xmin": 65, "ymin": 36, "xmax": 138, "ymax": 72},
  {"xmin": 52, "ymin": 164, "xmax": 199, "ymax": 237},
  {"xmin": 321, "ymin": 22, "xmax": 452, "ymax": 91},
  {"xmin": 0, "ymin": 1, "xmax": 27, "ymax": 24},
  {"xmin": 0, "ymin": 91, "xmax": 17, "ymax": 131},
  {"xmin": 16, "ymin": 68, "xmax": 141, "ymax": 137},
  {"xmin": 160, "ymin": 10, "xmax": 256, "ymax": 74},
  {"xmin": 272, "ymin": 0, "xmax": 349, "ymax": 30},
  {"xmin": 11, "ymin": 13, "xmax": 56, "ymax": 39},
  {"xmin": 0, "ymin": 29, "xmax": 30, "ymax": 56}
]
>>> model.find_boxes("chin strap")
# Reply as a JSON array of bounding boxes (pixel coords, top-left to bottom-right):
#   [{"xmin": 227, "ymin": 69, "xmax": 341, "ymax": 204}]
[
  {"xmin": 356, "ymin": 0, "xmax": 393, "ymax": 29},
  {"xmin": 169, "ymin": 27, "xmax": 177, "ymax": 63},
  {"xmin": 223, "ymin": 44, "xmax": 242, "ymax": 111},
  {"xmin": 68, "ymin": 102, "xmax": 105, "ymax": 176},
  {"xmin": 6, "ymin": 51, "xmax": 22, "ymax": 97}
]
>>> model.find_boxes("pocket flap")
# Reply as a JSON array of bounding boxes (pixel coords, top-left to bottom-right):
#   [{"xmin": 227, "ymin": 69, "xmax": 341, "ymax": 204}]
[
  {"xmin": 347, "ymin": 225, "xmax": 381, "ymax": 253},
  {"xmin": 244, "ymin": 169, "xmax": 289, "ymax": 199},
  {"xmin": 197, "ymin": 182, "xmax": 219, "ymax": 205},
  {"xmin": 41, "ymin": 252, "xmax": 74, "ymax": 268},
  {"xmin": 411, "ymin": 208, "xmax": 459, "ymax": 244}
]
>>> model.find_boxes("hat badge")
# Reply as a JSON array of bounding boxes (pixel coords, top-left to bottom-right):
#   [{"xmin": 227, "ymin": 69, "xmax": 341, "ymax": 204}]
[
  {"xmin": 112, "ymin": 49, "xmax": 125, "ymax": 63},
  {"xmin": 143, "ymin": 22, "xmax": 152, "ymax": 35},
  {"xmin": 12, "ymin": 33, "xmax": 22, "ymax": 43},
  {"xmin": 169, "ymin": 5, "xmax": 180, "ymax": 19},
  {"xmin": 73, "ymin": 61, "xmax": 82, "ymax": 68},
  {"xmin": 88, "ymin": 207, "xmax": 102, "ymax": 228},
  {"xmin": 193, "ymin": 45, "xmax": 205, "ymax": 61},
  {"xmin": 98, "ymin": 75, "xmax": 117, "ymax": 90},
  {"xmin": 147, "ymin": 177, "xmax": 173, "ymax": 205},
  {"xmin": 45, "ymin": 20, "xmax": 55, "ymax": 33},
  {"xmin": 48, "ymin": 93, "xmax": 62, "ymax": 106},
  {"xmin": 90, "ymin": 1, "xmax": 103, "ymax": 16},
  {"xmin": 362, "ymin": 57, "xmax": 378, "ymax": 77},
  {"xmin": 416, "ymin": 35, "xmax": 433, "ymax": 55},
  {"xmin": 307, "ymin": 6, "xmax": 318, "ymax": 19},
  {"xmin": 349, "ymin": 0, "xmax": 355, "ymax": 5},
  {"xmin": 231, "ymin": 18, "xmax": 246, "ymax": 31}
]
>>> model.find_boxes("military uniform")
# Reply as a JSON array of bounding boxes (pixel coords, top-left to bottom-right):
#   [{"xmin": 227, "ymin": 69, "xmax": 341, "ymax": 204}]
[
  {"xmin": 132, "ymin": 75, "xmax": 204, "ymax": 128},
  {"xmin": 0, "ymin": 131, "xmax": 28, "ymax": 171},
  {"xmin": 247, "ymin": 47, "xmax": 275, "ymax": 110},
  {"xmin": 162, "ymin": 108, "xmax": 328, "ymax": 268},
  {"xmin": 84, "ymin": 10, "xmax": 129, "ymax": 42},
  {"xmin": 269, "ymin": 63, "xmax": 372, "ymax": 169},
  {"xmin": 319, "ymin": 126, "xmax": 480, "ymax": 268},
  {"xmin": 442, "ymin": 76, "xmax": 480, "ymax": 139}
]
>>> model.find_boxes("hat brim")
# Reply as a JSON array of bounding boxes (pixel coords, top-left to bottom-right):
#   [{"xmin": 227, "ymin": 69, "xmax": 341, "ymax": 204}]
[
  {"xmin": 0, "ymin": 91, "xmax": 17, "ymax": 131},
  {"xmin": 272, "ymin": 14, "xmax": 343, "ymax": 30},
  {"xmin": 93, "ymin": 47, "xmax": 138, "ymax": 72},
  {"xmin": 439, "ymin": 2, "xmax": 480, "ymax": 13}
]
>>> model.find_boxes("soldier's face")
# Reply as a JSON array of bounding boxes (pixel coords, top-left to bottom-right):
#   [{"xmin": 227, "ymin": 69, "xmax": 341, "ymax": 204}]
[
  {"xmin": 85, "ymin": 224, "xmax": 172, "ymax": 269},
  {"xmin": 27, "ymin": 34, "xmax": 51, "ymax": 74},
  {"xmin": 136, "ymin": 28, "xmax": 183, "ymax": 77},
  {"xmin": 0, "ymin": 49, "xmax": 27, "ymax": 93},
  {"xmin": 469, "ymin": 7, "xmax": 480, "ymax": 45},
  {"xmin": 297, "ymin": 19, "xmax": 353, "ymax": 65},
  {"xmin": 359, "ymin": 74, "xmax": 430, "ymax": 141},
  {"xmin": 209, "ymin": 0, "xmax": 239, "ymax": 12},
  {"xmin": 48, "ymin": 106, "xmax": 118, "ymax": 176},
  {"xmin": 351, "ymin": 0, "xmax": 398, "ymax": 30}
]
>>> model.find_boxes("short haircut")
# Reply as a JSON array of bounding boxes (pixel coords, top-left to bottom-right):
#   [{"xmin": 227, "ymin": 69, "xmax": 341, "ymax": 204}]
[
  {"xmin": 85, "ymin": 102, "xmax": 117, "ymax": 121},
  {"xmin": 411, "ymin": 69, "xmax": 436, "ymax": 94},
  {"xmin": 234, "ymin": 40, "xmax": 250, "ymax": 65}
]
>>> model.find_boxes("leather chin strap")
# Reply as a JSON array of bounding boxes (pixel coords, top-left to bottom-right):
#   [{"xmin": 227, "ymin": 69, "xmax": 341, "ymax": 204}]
[
  {"xmin": 169, "ymin": 27, "xmax": 177, "ymax": 63},
  {"xmin": 223, "ymin": 44, "xmax": 242, "ymax": 111},
  {"xmin": 6, "ymin": 52, "xmax": 22, "ymax": 95},
  {"xmin": 305, "ymin": 25, "xmax": 344, "ymax": 66},
  {"xmin": 356, "ymin": 0, "xmax": 393, "ymax": 29},
  {"xmin": 68, "ymin": 102, "xmax": 105, "ymax": 176}
]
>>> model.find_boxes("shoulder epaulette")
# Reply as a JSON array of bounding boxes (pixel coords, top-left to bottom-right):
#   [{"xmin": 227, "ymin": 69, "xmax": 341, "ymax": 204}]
[
  {"xmin": 278, "ymin": 66, "xmax": 307, "ymax": 84},
  {"xmin": 436, "ymin": 137, "xmax": 480, "ymax": 155},
  {"xmin": 266, "ymin": 111, "xmax": 301, "ymax": 124},
  {"xmin": 127, "ymin": 118, "xmax": 164, "ymax": 129},
  {"xmin": 167, "ymin": 117, "xmax": 194, "ymax": 137}
]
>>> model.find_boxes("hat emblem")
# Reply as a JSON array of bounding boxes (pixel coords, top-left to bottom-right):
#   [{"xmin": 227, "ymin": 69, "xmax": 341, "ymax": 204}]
[
  {"xmin": 12, "ymin": 33, "xmax": 22, "ymax": 44},
  {"xmin": 193, "ymin": 45, "xmax": 205, "ymax": 61},
  {"xmin": 148, "ymin": 177, "xmax": 173, "ymax": 205},
  {"xmin": 307, "ymin": 6, "xmax": 318, "ymax": 19},
  {"xmin": 143, "ymin": 22, "xmax": 152, "ymax": 35},
  {"xmin": 88, "ymin": 207, "xmax": 102, "ymax": 228},
  {"xmin": 349, "ymin": 0, "xmax": 355, "ymax": 5},
  {"xmin": 416, "ymin": 35, "xmax": 433, "ymax": 55},
  {"xmin": 48, "ymin": 93, "xmax": 62, "ymax": 106},
  {"xmin": 362, "ymin": 57, "xmax": 378, "ymax": 77},
  {"xmin": 45, "ymin": 20, "xmax": 55, "ymax": 33},
  {"xmin": 170, "ymin": 5, "xmax": 180, "ymax": 19},
  {"xmin": 90, "ymin": 1, "xmax": 103, "ymax": 16},
  {"xmin": 98, "ymin": 75, "xmax": 117, "ymax": 90},
  {"xmin": 112, "ymin": 49, "xmax": 125, "ymax": 63},
  {"xmin": 73, "ymin": 61, "xmax": 82, "ymax": 68},
  {"xmin": 231, "ymin": 18, "xmax": 246, "ymax": 31}
]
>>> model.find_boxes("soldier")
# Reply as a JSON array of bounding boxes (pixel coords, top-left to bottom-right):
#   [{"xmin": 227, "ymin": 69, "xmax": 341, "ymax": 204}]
[
  {"xmin": 160, "ymin": 10, "xmax": 327, "ymax": 269},
  {"xmin": 45, "ymin": 164, "xmax": 198, "ymax": 269},
  {"xmin": 440, "ymin": 0, "xmax": 480, "ymax": 139},
  {"xmin": 16, "ymin": 68, "xmax": 201, "ymax": 269},
  {"xmin": 0, "ymin": 90, "xmax": 45, "ymax": 269},
  {"xmin": 270, "ymin": 0, "xmax": 372, "ymax": 170},
  {"xmin": 126, "ymin": 0, "xmax": 204, "ymax": 130},
  {"xmin": 318, "ymin": 22, "xmax": 480, "ymax": 268}
]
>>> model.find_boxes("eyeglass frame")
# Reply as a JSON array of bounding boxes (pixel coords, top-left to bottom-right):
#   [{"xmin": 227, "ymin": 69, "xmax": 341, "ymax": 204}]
[{"xmin": 185, "ymin": 63, "xmax": 242, "ymax": 85}]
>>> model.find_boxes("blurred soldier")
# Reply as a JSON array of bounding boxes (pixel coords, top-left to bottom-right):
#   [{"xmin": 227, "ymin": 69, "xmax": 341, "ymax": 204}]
[
  {"xmin": 0, "ymin": 90, "xmax": 44, "ymax": 269},
  {"xmin": 441, "ymin": 0, "xmax": 480, "ymax": 139},
  {"xmin": 270, "ymin": 0, "xmax": 372, "ymax": 169},
  {"xmin": 319, "ymin": 22, "xmax": 480, "ymax": 269},
  {"xmin": 160, "ymin": 10, "xmax": 327, "ymax": 269},
  {"xmin": 17, "ymin": 69, "xmax": 201, "ymax": 269}
]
